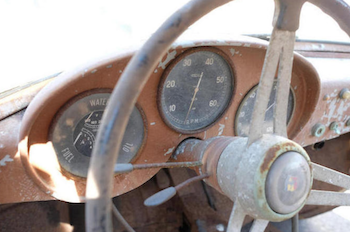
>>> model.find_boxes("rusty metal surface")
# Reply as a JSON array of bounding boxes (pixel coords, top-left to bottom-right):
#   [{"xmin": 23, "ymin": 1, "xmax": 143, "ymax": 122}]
[
  {"xmin": 0, "ymin": 110, "xmax": 53, "ymax": 203},
  {"xmin": 0, "ymin": 77, "xmax": 54, "ymax": 121},
  {"xmin": 0, "ymin": 38, "xmax": 339, "ymax": 204},
  {"xmin": 293, "ymin": 58, "xmax": 350, "ymax": 146}
]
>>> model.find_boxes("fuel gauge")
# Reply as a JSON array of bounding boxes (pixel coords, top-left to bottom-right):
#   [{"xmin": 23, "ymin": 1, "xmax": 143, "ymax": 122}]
[{"xmin": 50, "ymin": 92, "xmax": 145, "ymax": 178}]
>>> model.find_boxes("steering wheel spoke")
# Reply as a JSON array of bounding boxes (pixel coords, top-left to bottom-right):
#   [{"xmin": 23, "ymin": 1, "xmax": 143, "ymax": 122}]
[
  {"xmin": 304, "ymin": 163, "xmax": 350, "ymax": 207},
  {"xmin": 249, "ymin": 219, "xmax": 269, "ymax": 232},
  {"xmin": 306, "ymin": 190, "xmax": 350, "ymax": 206},
  {"xmin": 312, "ymin": 162, "xmax": 350, "ymax": 189},
  {"xmin": 227, "ymin": 202, "xmax": 246, "ymax": 232},
  {"xmin": 248, "ymin": 28, "xmax": 296, "ymax": 144}
]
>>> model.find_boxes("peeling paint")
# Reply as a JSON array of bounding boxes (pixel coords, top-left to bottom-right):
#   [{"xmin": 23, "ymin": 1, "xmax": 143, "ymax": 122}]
[
  {"xmin": 154, "ymin": 69, "xmax": 158, "ymax": 73},
  {"xmin": 119, "ymin": 70, "xmax": 123, "ymax": 73},
  {"xmin": 203, "ymin": 131, "xmax": 207, "ymax": 140},
  {"xmin": 158, "ymin": 50, "xmax": 177, "ymax": 69},
  {"xmin": 82, "ymin": 69, "xmax": 88, "ymax": 77},
  {"xmin": 229, "ymin": 48, "xmax": 236, "ymax": 57},
  {"xmin": 0, "ymin": 155, "xmax": 13, "ymax": 166},
  {"xmin": 91, "ymin": 69, "xmax": 97, "ymax": 74},
  {"xmin": 230, "ymin": 42, "xmax": 243, "ymax": 47},
  {"xmin": 218, "ymin": 124, "xmax": 225, "ymax": 136},
  {"xmin": 106, "ymin": 64, "xmax": 113, "ymax": 68},
  {"xmin": 163, "ymin": 147, "xmax": 175, "ymax": 156},
  {"xmin": 321, "ymin": 92, "xmax": 350, "ymax": 126},
  {"xmin": 150, "ymin": 122, "xmax": 156, "ymax": 126}
]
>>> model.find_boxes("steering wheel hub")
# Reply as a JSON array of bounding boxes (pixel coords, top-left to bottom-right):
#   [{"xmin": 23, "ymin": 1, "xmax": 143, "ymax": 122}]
[{"xmin": 213, "ymin": 134, "xmax": 313, "ymax": 221}]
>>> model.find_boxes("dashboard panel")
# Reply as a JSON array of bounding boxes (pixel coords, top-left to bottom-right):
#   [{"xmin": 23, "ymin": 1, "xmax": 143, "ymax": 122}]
[{"xmin": 1, "ymin": 37, "xmax": 349, "ymax": 204}]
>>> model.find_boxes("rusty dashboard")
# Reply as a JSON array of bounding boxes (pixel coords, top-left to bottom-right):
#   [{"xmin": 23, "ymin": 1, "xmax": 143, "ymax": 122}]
[{"xmin": 1, "ymin": 37, "xmax": 350, "ymax": 205}]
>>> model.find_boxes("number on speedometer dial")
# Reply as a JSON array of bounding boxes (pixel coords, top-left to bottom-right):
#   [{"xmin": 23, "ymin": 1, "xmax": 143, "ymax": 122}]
[{"xmin": 159, "ymin": 49, "xmax": 234, "ymax": 133}]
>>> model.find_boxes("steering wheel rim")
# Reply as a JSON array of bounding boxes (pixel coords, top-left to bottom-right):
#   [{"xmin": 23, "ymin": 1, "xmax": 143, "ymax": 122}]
[{"xmin": 86, "ymin": 0, "xmax": 350, "ymax": 232}]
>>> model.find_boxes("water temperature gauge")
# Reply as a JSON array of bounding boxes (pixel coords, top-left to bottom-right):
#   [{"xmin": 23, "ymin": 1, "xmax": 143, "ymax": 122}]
[{"xmin": 50, "ymin": 92, "xmax": 145, "ymax": 178}]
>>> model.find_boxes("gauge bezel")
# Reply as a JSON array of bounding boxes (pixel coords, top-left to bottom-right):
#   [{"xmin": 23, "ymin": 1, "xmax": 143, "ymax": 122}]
[
  {"xmin": 49, "ymin": 89, "xmax": 148, "ymax": 179},
  {"xmin": 234, "ymin": 82, "xmax": 296, "ymax": 137},
  {"xmin": 157, "ymin": 47, "xmax": 236, "ymax": 134}
]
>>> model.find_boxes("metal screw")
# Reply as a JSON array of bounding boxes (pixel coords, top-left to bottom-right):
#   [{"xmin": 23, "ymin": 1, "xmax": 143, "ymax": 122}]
[
  {"xmin": 311, "ymin": 123, "xmax": 326, "ymax": 137},
  {"xmin": 329, "ymin": 122, "xmax": 341, "ymax": 134},
  {"xmin": 216, "ymin": 224, "xmax": 225, "ymax": 232},
  {"xmin": 323, "ymin": 94, "xmax": 330, "ymax": 101},
  {"xmin": 339, "ymin": 88, "xmax": 350, "ymax": 99}
]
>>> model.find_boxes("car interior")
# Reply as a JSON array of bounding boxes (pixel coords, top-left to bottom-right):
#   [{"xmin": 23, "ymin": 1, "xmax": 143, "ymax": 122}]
[{"xmin": 1, "ymin": 0, "xmax": 350, "ymax": 231}]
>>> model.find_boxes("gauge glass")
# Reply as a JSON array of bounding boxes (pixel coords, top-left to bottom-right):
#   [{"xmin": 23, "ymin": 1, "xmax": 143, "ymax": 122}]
[
  {"xmin": 159, "ymin": 49, "xmax": 233, "ymax": 132},
  {"xmin": 51, "ymin": 93, "xmax": 145, "ymax": 178},
  {"xmin": 235, "ymin": 82, "xmax": 295, "ymax": 137}
]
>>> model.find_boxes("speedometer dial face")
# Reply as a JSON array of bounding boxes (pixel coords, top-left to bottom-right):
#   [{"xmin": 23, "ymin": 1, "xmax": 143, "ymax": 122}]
[
  {"xmin": 159, "ymin": 49, "xmax": 234, "ymax": 133},
  {"xmin": 235, "ymin": 82, "xmax": 295, "ymax": 137},
  {"xmin": 51, "ymin": 92, "xmax": 145, "ymax": 178}
]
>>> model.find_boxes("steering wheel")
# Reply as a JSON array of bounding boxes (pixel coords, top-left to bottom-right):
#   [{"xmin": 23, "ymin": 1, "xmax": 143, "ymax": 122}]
[{"xmin": 86, "ymin": 0, "xmax": 350, "ymax": 231}]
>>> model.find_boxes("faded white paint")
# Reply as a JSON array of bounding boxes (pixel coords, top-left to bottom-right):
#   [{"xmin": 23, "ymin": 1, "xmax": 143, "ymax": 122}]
[
  {"xmin": 163, "ymin": 146, "xmax": 175, "ymax": 156},
  {"xmin": 82, "ymin": 69, "xmax": 88, "ymax": 77},
  {"xmin": 218, "ymin": 124, "xmax": 225, "ymax": 136},
  {"xmin": 229, "ymin": 48, "xmax": 236, "ymax": 57},
  {"xmin": 158, "ymin": 50, "xmax": 177, "ymax": 69},
  {"xmin": 0, "ymin": 155, "xmax": 14, "ymax": 166},
  {"xmin": 322, "ymin": 91, "xmax": 350, "ymax": 126}
]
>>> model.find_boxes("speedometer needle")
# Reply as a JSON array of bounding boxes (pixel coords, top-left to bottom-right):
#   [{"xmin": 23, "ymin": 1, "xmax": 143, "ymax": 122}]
[
  {"xmin": 265, "ymin": 102, "xmax": 275, "ymax": 113},
  {"xmin": 184, "ymin": 72, "xmax": 203, "ymax": 122}
]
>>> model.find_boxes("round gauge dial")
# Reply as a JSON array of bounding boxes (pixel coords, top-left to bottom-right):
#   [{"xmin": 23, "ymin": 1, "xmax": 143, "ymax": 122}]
[
  {"xmin": 159, "ymin": 49, "xmax": 234, "ymax": 132},
  {"xmin": 235, "ymin": 82, "xmax": 295, "ymax": 137},
  {"xmin": 51, "ymin": 92, "xmax": 145, "ymax": 178}
]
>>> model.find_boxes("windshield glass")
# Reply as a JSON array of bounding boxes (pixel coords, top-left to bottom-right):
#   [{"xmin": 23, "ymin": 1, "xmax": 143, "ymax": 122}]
[{"xmin": 0, "ymin": 0, "xmax": 349, "ymax": 93}]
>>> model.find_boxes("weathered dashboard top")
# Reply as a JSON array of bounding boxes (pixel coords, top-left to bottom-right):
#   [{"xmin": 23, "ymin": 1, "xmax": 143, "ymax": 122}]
[{"xmin": 0, "ymin": 37, "xmax": 350, "ymax": 204}]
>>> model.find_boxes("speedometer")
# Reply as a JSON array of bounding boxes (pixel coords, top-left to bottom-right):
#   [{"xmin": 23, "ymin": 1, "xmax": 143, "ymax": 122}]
[
  {"xmin": 159, "ymin": 48, "xmax": 234, "ymax": 133},
  {"xmin": 235, "ymin": 82, "xmax": 295, "ymax": 137}
]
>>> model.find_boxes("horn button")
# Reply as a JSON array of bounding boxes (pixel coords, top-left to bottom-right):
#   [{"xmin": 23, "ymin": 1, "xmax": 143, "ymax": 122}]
[{"xmin": 265, "ymin": 151, "xmax": 311, "ymax": 214}]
